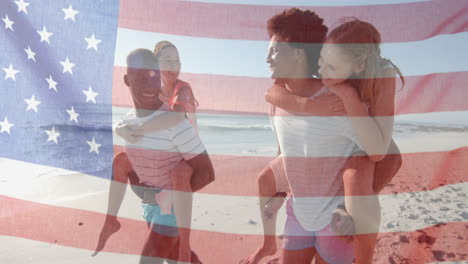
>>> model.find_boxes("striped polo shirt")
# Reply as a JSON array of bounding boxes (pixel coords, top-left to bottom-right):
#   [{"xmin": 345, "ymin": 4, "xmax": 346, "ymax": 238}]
[
  {"xmin": 122, "ymin": 104, "xmax": 206, "ymax": 189},
  {"xmin": 270, "ymin": 87, "xmax": 363, "ymax": 231}
]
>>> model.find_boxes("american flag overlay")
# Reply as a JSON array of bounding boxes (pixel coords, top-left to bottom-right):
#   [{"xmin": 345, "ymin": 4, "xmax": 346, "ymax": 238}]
[
  {"xmin": 0, "ymin": 0, "xmax": 117, "ymax": 178},
  {"xmin": 1, "ymin": 0, "xmax": 467, "ymax": 263}
]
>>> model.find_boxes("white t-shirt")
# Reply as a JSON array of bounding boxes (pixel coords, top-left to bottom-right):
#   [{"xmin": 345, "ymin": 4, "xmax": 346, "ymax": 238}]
[
  {"xmin": 122, "ymin": 104, "xmax": 206, "ymax": 189},
  {"xmin": 270, "ymin": 87, "xmax": 362, "ymax": 231}
]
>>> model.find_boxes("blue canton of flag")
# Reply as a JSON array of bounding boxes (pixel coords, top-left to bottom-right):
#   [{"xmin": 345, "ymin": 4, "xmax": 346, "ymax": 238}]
[{"xmin": 0, "ymin": 0, "xmax": 120, "ymax": 179}]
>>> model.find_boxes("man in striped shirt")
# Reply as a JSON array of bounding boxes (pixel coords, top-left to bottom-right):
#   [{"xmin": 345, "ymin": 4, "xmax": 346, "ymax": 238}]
[{"xmin": 101, "ymin": 49, "xmax": 214, "ymax": 264}]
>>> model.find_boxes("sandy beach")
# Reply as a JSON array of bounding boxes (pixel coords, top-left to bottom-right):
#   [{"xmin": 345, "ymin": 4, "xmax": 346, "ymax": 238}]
[{"xmin": 1, "ymin": 144, "xmax": 468, "ymax": 263}]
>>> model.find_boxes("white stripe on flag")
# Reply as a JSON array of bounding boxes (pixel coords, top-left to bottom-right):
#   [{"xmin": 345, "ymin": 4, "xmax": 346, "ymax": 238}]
[
  {"xmin": 114, "ymin": 28, "xmax": 468, "ymax": 77},
  {"xmin": 112, "ymin": 107, "xmax": 468, "ymax": 156}
]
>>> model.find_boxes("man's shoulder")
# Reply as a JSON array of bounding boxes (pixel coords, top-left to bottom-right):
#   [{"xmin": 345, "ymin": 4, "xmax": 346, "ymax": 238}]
[
  {"xmin": 118, "ymin": 109, "xmax": 143, "ymax": 128},
  {"xmin": 122, "ymin": 109, "xmax": 136, "ymax": 120}
]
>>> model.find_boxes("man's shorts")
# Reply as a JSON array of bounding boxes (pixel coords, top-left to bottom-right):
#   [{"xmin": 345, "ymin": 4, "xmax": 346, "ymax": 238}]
[
  {"xmin": 283, "ymin": 199, "xmax": 354, "ymax": 264},
  {"xmin": 142, "ymin": 203, "xmax": 178, "ymax": 237}
]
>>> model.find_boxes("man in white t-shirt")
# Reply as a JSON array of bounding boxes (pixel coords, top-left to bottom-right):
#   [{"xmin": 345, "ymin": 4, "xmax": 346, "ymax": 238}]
[{"xmin": 241, "ymin": 9, "xmax": 356, "ymax": 264}]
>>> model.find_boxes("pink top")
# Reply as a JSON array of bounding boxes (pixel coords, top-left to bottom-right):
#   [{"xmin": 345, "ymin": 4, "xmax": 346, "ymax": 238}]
[{"xmin": 159, "ymin": 80, "xmax": 198, "ymax": 113}]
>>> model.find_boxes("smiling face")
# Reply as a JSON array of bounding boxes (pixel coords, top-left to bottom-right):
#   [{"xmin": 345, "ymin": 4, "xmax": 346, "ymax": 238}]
[
  {"xmin": 266, "ymin": 35, "xmax": 301, "ymax": 80},
  {"xmin": 125, "ymin": 66, "xmax": 161, "ymax": 110},
  {"xmin": 317, "ymin": 44, "xmax": 361, "ymax": 87},
  {"xmin": 157, "ymin": 46, "xmax": 181, "ymax": 83}
]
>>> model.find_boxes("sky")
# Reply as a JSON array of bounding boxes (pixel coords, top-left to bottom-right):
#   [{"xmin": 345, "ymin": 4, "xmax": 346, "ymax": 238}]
[{"xmin": 113, "ymin": 0, "xmax": 467, "ymax": 127}]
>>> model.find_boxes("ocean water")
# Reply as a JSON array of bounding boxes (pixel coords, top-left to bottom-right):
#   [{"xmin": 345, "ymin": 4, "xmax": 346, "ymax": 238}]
[
  {"xmin": 196, "ymin": 112, "xmax": 468, "ymax": 157},
  {"xmin": 197, "ymin": 113, "xmax": 277, "ymax": 157}
]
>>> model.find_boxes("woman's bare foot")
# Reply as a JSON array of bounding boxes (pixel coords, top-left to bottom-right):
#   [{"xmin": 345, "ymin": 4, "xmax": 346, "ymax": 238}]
[
  {"xmin": 239, "ymin": 242, "xmax": 277, "ymax": 264},
  {"xmin": 265, "ymin": 256, "xmax": 280, "ymax": 264}
]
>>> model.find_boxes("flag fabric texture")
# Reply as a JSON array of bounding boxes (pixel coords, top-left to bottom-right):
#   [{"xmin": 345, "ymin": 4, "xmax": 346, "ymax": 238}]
[{"xmin": 1, "ymin": 0, "xmax": 467, "ymax": 263}]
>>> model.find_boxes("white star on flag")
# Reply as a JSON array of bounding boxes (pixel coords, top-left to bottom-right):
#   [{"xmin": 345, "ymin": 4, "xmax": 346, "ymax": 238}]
[
  {"xmin": 0, "ymin": 117, "xmax": 14, "ymax": 135},
  {"xmin": 14, "ymin": 0, "xmax": 30, "ymax": 14},
  {"xmin": 45, "ymin": 75, "xmax": 58, "ymax": 92},
  {"xmin": 60, "ymin": 57, "xmax": 75, "ymax": 75},
  {"xmin": 37, "ymin": 26, "xmax": 53, "ymax": 44},
  {"xmin": 66, "ymin": 106, "xmax": 79, "ymax": 123},
  {"xmin": 83, "ymin": 86, "xmax": 99, "ymax": 104},
  {"xmin": 62, "ymin": 5, "xmax": 79, "ymax": 22},
  {"xmin": 3, "ymin": 64, "xmax": 19, "ymax": 81},
  {"xmin": 85, "ymin": 34, "xmax": 101, "ymax": 51},
  {"xmin": 24, "ymin": 94, "xmax": 41, "ymax": 112},
  {"xmin": 2, "ymin": 14, "xmax": 14, "ymax": 31},
  {"xmin": 45, "ymin": 126, "xmax": 60, "ymax": 144},
  {"xmin": 86, "ymin": 137, "xmax": 101, "ymax": 154},
  {"xmin": 24, "ymin": 46, "xmax": 36, "ymax": 62}
]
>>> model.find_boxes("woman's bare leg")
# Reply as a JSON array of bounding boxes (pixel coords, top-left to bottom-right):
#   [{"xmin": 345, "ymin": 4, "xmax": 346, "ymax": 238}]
[
  {"xmin": 240, "ymin": 165, "xmax": 280, "ymax": 264},
  {"xmin": 343, "ymin": 156, "xmax": 380, "ymax": 264},
  {"xmin": 279, "ymin": 247, "xmax": 316, "ymax": 264},
  {"xmin": 373, "ymin": 144, "xmax": 402, "ymax": 193}
]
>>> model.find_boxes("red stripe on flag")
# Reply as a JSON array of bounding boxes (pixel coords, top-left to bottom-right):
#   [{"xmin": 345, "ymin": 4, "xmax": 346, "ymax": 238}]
[
  {"xmin": 396, "ymin": 71, "xmax": 468, "ymax": 115},
  {"xmin": 112, "ymin": 67, "xmax": 468, "ymax": 115},
  {"xmin": 1, "ymin": 196, "xmax": 466, "ymax": 263},
  {"xmin": 113, "ymin": 145, "xmax": 468, "ymax": 197},
  {"xmin": 118, "ymin": 0, "xmax": 468, "ymax": 42}
]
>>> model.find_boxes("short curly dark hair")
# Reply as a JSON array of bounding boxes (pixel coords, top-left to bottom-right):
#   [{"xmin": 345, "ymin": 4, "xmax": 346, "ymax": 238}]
[
  {"xmin": 267, "ymin": 8, "xmax": 328, "ymax": 76},
  {"xmin": 126, "ymin": 48, "xmax": 157, "ymax": 69}
]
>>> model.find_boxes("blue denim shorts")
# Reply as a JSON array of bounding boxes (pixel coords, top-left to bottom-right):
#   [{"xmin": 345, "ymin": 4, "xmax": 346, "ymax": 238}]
[
  {"xmin": 142, "ymin": 203, "xmax": 178, "ymax": 237},
  {"xmin": 283, "ymin": 199, "xmax": 354, "ymax": 264}
]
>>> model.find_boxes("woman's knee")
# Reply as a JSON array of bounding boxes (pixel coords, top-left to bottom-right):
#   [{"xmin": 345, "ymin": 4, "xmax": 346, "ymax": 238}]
[
  {"xmin": 373, "ymin": 152, "xmax": 402, "ymax": 193},
  {"xmin": 343, "ymin": 157, "xmax": 375, "ymax": 196},
  {"xmin": 342, "ymin": 167, "xmax": 359, "ymax": 186},
  {"xmin": 257, "ymin": 166, "xmax": 277, "ymax": 194},
  {"xmin": 113, "ymin": 152, "xmax": 131, "ymax": 170},
  {"xmin": 112, "ymin": 152, "xmax": 134, "ymax": 183}
]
